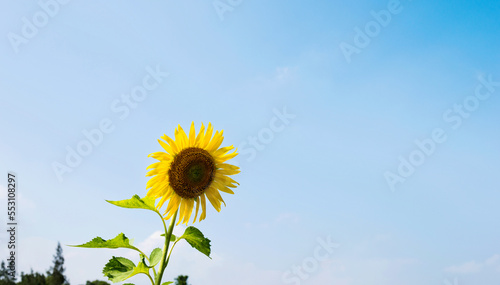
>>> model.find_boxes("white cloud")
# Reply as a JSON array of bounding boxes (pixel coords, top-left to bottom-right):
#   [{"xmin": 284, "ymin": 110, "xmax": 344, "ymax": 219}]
[
  {"xmin": 445, "ymin": 261, "xmax": 482, "ymax": 274},
  {"xmin": 273, "ymin": 66, "xmax": 298, "ymax": 83},
  {"xmin": 275, "ymin": 212, "xmax": 300, "ymax": 224},
  {"xmin": 122, "ymin": 225, "xmax": 188, "ymax": 259},
  {"xmin": 485, "ymin": 254, "xmax": 500, "ymax": 266},
  {"xmin": 127, "ymin": 230, "xmax": 164, "ymax": 259},
  {"xmin": 445, "ymin": 254, "xmax": 500, "ymax": 274}
]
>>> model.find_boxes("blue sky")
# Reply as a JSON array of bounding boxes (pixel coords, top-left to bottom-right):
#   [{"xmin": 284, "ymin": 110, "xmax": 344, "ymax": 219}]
[{"xmin": 1, "ymin": 0, "xmax": 500, "ymax": 284}]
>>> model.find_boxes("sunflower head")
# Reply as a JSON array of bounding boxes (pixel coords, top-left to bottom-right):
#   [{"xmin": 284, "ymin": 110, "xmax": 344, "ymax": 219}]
[{"xmin": 146, "ymin": 122, "xmax": 240, "ymax": 224}]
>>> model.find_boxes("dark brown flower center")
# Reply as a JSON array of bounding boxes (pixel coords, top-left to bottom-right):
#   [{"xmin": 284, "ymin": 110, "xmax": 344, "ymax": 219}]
[{"xmin": 168, "ymin": 147, "xmax": 215, "ymax": 199}]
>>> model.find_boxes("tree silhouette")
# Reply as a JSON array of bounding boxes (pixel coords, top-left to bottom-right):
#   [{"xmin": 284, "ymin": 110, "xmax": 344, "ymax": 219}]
[
  {"xmin": 85, "ymin": 280, "xmax": 110, "ymax": 285},
  {"xmin": 174, "ymin": 275, "xmax": 189, "ymax": 285},
  {"xmin": 46, "ymin": 242, "xmax": 68, "ymax": 285},
  {"xmin": 1, "ymin": 243, "xmax": 112, "ymax": 285},
  {"xmin": 0, "ymin": 261, "xmax": 16, "ymax": 285},
  {"xmin": 18, "ymin": 269, "xmax": 46, "ymax": 285}
]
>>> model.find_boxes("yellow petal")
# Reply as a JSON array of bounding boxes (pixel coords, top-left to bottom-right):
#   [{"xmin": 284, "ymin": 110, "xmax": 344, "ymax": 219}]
[
  {"xmin": 215, "ymin": 150, "xmax": 238, "ymax": 164},
  {"xmin": 209, "ymin": 187, "xmax": 226, "ymax": 207},
  {"xmin": 212, "ymin": 180, "xmax": 235, "ymax": 194},
  {"xmin": 218, "ymin": 163, "xmax": 240, "ymax": 171},
  {"xmin": 193, "ymin": 197, "xmax": 200, "ymax": 223},
  {"xmin": 157, "ymin": 193, "xmax": 169, "ymax": 209},
  {"xmin": 146, "ymin": 177, "xmax": 166, "ymax": 195},
  {"xmin": 195, "ymin": 123, "xmax": 205, "ymax": 147},
  {"xmin": 158, "ymin": 140, "xmax": 174, "ymax": 155},
  {"xmin": 215, "ymin": 173, "xmax": 240, "ymax": 186},
  {"xmin": 184, "ymin": 199, "xmax": 194, "ymax": 225},
  {"xmin": 200, "ymin": 123, "xmax": 213, "ymax": 148},
  {"xmin": 212, "ymin": 145, "xmax": 234, "ymax": 157},
  {"xmin": 146, "ymin": 162, "xmax": 161, "ymax": 170},
  {"xmin": 164, "ymin": 194, "xmax": 180, "ymax": 219},
  {"xmin": 162, "ymin": 134, "xmax": 179, "ymax": 154},
  {"xmin": 175, "ymin": 125, "xmax": 188, "ymax": 150},
  {"xmin": 199, "ymin": 194, "xmax": 207, "ymax": 222},
  {"xmin": 177, "ymin": 199, "xmax": 184, "ymax": 225},
  {"xmin": 206, "ymin": 130, "xmax": 224, "ymax": 153},
  {"xmin": 177, "ymin": 198, "xmax": 189, "ymax": 225},
  {"xmin": 216, "ymin": 168, "xmax": 240, "ymax": 175},
  {"xmin": 205, "ymin": 187, "xmax": 221, "ymax": 212},
  {"xmin": 175, "ymin": 198, "xmax": 184, "ymax": 225},
  {"xmin": 146, "ymin": 167, "xmax": 166, "ymax": 177},
  {"xmin": 148, "ymin": 151, "xmax": 172, "ymax": 161},
  {"xmin": 188, "ymin": 122, "xmax": 196, "ymax": 147},
  {"xmin": 148, "ymin": 181, "xmax": 169, "ymax": 198},
  {"xmin": 146, "ymin": 187, "xmax": 159, "ymax": 198},
  {"xmin": 146, "ymin": 174, "xmax": 160, "ymax": 185}
]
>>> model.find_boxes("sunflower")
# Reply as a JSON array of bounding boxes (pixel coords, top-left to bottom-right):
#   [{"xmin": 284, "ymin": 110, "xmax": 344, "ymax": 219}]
[{"xmin": 146, "ymin": 122, "xmax": 240, "ymax": 224}]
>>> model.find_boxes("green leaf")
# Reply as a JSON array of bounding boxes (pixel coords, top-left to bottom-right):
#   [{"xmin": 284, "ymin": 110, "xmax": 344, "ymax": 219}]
[
  {"xmin": 106, "ymin": 195, "xmax": 158, "ymax": 212},
  {"xmin": 178, "ymin": 226, "xmax": 211, "ymax": 258},
  {"xmin": 149, "ymin": 248, "xmax": 162, "ymax": 267},
  {"xmin": 161, "ymin": 282, "xmax": 173, "ymax": 285},
  {"xmin": 69, "ymin": 233, "xmax": 139, "ymax": 251},
  {"xmin": 160, "ymin": 233, "xmax": 177, "ymax": 242},
  {"xmin": 103, "ymin": 256, "xmax": 149, "ymax": 282}
]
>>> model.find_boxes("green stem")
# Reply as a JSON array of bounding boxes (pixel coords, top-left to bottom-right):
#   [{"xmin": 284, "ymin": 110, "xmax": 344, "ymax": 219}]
[
  {"xmin": 147, "ymin": 273, "xmax": 155, "ymax": 285},
  {"xmin": 155, "ymin": 210, "xmax": 178, "ymax": 285},
  {"xmin": 151, "ymin": 210, "xmax": 170, "ymax": 279},
  {"xmin": 164, "ymin": 239, "xmax": 180, "ymax": 269}
]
